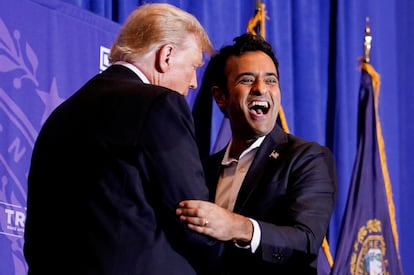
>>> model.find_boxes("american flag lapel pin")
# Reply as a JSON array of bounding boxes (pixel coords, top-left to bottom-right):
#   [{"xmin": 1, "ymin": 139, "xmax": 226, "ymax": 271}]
[{"xmin": 269, "ymin": 150, "xmax": 279, "ymax": 160}]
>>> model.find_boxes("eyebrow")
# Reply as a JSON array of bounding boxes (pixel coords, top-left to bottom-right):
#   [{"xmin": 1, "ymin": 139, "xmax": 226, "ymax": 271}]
[{"xmin": 235, "ymin": 72, "xmax": 278, "ymax": 79}]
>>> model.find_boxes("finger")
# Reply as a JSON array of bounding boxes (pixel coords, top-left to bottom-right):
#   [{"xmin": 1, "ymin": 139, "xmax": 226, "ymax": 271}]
[
  {"xmin": 177, "ymin": 208, "xmax": 203, "ymax": 218},
  {"xmin": 187, "ymin": 223, "xmax": 205, "ymax": 233},
  {"xmin": 179, "ymin": 200, "xmax": 211, "ymax": 209},
  {"xmin": 178, "ymin": 200, "xmax": 199, "ymax": 207},
  {"xmin": 186, "ymin": 219, "xmax": 210, "ymax": 230},
  {"xmin": 179, "ymin": 215, "xmax": 208, "ymax": 227}
]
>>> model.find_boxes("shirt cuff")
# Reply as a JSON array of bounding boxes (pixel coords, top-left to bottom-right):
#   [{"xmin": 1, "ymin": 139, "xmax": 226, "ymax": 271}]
[
  {"xmin": 249, "ymin": 218, "xmax": 261, "ymax": 253},
  {"xmin": 233, "ymin": 218, "xmax": 261, "ymax": 253}
]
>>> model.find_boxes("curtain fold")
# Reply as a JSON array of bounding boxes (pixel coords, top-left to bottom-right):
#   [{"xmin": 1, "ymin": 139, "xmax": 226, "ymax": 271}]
[{"xmin": 17, "ymin": 0, "xmax": 414, "ymax": 273}]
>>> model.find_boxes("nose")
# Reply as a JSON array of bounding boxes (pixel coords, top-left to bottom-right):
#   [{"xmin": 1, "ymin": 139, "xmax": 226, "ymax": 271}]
[
  {"xmin": 251, "ymin": 79, "xmax": 267, "ymax": 95},
  {"xmin": 189, "ymin": 73, "xmax": 198, "ymax": 90}
]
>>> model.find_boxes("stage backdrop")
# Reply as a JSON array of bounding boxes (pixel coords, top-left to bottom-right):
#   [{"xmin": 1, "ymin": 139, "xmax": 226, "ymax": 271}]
[
  {"xmin": 0, "ymin": 0, "xmax": 119, "ymax": 274},
  {"xmin": 1, "ymin": 0, "xmax": 414, "ymax": 274}
]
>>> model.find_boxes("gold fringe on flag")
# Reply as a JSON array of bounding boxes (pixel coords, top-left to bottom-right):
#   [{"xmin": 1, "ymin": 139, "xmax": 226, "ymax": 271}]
[
  {"xmin": 322, "ymin": 237, "xmax": 334, "ymax": 267},
  {"xmin": 360, "ymin": 61, "xmax": 400, "ymax": 255}
]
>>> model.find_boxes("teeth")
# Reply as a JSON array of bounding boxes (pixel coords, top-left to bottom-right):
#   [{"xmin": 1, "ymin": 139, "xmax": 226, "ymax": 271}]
[{"xmin": 248, "ymin": 101, "xmax": 269, "ymax": 108}]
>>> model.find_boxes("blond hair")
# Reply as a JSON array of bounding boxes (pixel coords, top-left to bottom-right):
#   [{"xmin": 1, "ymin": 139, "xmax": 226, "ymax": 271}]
[{"xmin": 109, "ymin": 3, "xmax": 213, "ymax": 63}]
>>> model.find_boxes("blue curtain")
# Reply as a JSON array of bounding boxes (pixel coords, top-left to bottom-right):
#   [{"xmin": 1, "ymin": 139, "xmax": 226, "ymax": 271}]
[
  {"xmin": 1, "ymin": 0, "xmax": 413, "ymax": 273},
  {"xmin": 36, "ymin": 0, "xmax": 414, "ymax": 273}
]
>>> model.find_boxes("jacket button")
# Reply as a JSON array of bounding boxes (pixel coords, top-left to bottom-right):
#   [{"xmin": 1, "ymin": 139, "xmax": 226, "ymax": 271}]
[{"xmin": 272, "ymin": 252, "xmax": 283, "ymax": 261}]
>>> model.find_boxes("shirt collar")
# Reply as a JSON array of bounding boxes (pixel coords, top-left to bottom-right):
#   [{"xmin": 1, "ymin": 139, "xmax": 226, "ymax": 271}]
[
  {"xmin": 221, "ymin": 136, "xmax": 266, "ymax": 165},
  {"xmin": 113, "ymin": 61, "xmax": 150, "ymax": 84}
]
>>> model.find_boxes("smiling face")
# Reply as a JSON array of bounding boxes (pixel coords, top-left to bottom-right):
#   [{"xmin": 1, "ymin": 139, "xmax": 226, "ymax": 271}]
[{"xmin": 217, "ymin": 51, "xmax": 281, "ymax": 143}]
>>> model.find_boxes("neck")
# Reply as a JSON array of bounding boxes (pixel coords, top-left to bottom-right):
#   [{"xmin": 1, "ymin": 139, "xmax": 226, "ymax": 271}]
[{"xmin": 229, "ymin": 138, "xmax": 256, "ymax": 159}]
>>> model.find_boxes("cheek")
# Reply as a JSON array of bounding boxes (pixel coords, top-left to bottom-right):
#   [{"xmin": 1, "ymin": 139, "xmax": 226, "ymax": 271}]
[
  {"xmin": 177, "ymin": 67, "xmax": 192, "ymax": 82},
  {"xmin": 272, "ymin": 89, "xmax": 281, "ymax": 103},
  {"xmin": 188, "ymin": 69, "xmax": 197, "ymax": 81}
]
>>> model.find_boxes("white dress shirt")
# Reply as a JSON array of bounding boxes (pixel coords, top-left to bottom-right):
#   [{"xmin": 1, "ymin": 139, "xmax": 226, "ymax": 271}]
[{"xmin": 113, "ymin": 61, "xmax": 150, "ymax": 84}]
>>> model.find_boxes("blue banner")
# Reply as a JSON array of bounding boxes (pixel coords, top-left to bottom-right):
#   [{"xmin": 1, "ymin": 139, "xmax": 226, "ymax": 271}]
[
  {"xmin": 0, "ymin": 0, "xmax": 119, "ymax": 273},
  {"xmin": 331, "ymin": 64, "xmax": 403, "ymax": 274}
]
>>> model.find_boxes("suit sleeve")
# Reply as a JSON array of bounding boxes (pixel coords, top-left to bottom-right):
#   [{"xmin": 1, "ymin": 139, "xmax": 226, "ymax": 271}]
[
  {"xmin": 258, "ymin": 143, "xmax": 337, "ymax": 266},
  {"xmin": 141, "ymin": 91, "xmax": 223, "ymax": 272}
]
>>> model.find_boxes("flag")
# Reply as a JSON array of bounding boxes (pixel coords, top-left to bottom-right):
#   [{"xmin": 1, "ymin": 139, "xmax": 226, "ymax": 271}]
[
  {"xmin": 318, "ymin": 238, "xmax": 334, "ymax": 275},
  {"xmin": 331, "ymin": 62, "xmax": 403, "ymax": 274}
]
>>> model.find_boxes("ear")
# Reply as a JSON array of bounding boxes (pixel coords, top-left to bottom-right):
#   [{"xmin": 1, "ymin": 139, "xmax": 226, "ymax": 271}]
[
  {"xmin": 155, "ymin": 44, "xmax": 174, "ymax": 73},
  {"xmin": 211, "ymin": 85, "xmax": 227, "ymax": 109}
]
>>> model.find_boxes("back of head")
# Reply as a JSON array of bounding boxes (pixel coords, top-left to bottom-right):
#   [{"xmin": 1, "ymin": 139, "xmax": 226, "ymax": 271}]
[
  {"xmin": 205, "ymin": 33, "xmax": 280, "ymax": 90},
  {"xmin": 109, "ymin": 3, "xmax": 213, "ymax": 63}
]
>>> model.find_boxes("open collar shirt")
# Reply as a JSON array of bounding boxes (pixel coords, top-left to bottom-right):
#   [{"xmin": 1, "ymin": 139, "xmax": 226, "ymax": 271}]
[{"xmin": 215, "ymin": 136, "xmax": 266, "ymax": 253}]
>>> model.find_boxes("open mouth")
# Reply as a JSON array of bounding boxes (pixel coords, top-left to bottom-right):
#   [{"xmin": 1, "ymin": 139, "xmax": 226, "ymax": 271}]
[{"xmin": 248, "ymin": 100, "xmax": 270, "ymax": 115}]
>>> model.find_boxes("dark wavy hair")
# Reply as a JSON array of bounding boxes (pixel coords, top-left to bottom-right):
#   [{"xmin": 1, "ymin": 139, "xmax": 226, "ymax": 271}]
[
  {"xmin": 192, "ymin": 34, "xmax": 280, "ymax": 156},
  {"xmin": 203, "ymin": 33, "xmax": 280, "ymax": 91}
]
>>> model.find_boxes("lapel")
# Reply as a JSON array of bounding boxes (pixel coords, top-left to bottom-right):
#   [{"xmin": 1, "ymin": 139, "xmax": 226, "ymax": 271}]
[
  {"xmin": 233, "ymin": 125, "xmax": 288, "ymax": 213},
  {"xmin": 205, "ymin": 149, "xmax": 226, "ymax": 201}
]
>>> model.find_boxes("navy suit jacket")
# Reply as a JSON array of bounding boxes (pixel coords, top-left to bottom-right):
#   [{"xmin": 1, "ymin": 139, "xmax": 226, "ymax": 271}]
[
  {"xmin": 24, "ymin": 65, "xmax": 222, "ymax": 275},
  {"xmin": 204, "ymin": 125, "xmax": 337, "ymax": 275}
]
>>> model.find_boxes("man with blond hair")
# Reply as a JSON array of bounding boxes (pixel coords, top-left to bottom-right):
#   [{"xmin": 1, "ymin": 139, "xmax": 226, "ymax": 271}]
[{"xmin": 24, "ymin": 4, "xmax": 222, "ymax": 275}]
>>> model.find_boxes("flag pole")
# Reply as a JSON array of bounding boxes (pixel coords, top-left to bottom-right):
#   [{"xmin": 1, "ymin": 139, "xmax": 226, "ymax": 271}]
[{"xmin": 360, "ymin": 18, "xmax": 400, "ymax": 255}]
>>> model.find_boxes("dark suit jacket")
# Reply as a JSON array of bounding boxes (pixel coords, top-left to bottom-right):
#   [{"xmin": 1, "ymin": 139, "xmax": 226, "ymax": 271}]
[
  {"xmin": 204, "ymin": 125, "xmax": 337, "ymax": 275},
  {"xmin": 24, "ymin": 65, "xmax": 222, "ymax": 275}
]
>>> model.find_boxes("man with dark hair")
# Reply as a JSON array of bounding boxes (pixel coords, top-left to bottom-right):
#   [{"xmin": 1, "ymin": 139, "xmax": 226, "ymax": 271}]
[{"xmin": 177, "ymin": 33, "xmax": 337, "ymax": 274}]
